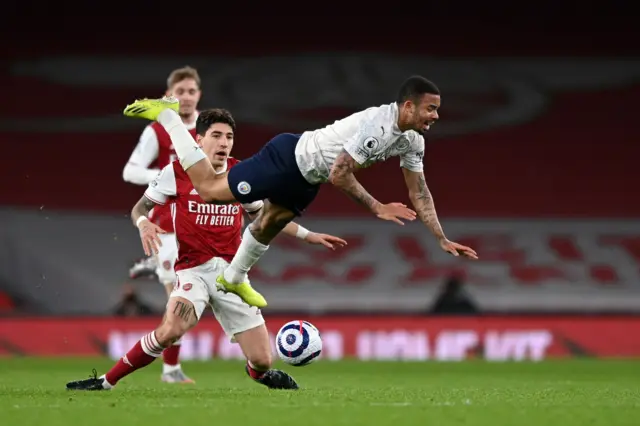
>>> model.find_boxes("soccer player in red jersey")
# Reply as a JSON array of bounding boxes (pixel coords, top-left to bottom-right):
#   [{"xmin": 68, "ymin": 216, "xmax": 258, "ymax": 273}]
[
  {"xmin": 66, "ymin": 109, "xmax": 346, "ymax": 391},
  {"xmin": 123, "ymin": 66, "xmax": 201, "ymax": 382}
]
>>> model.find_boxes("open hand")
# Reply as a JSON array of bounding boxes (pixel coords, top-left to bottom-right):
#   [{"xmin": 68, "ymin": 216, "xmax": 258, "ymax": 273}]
[
  {"xmin": 138, "ymin": 219, "xmax": 166, "ymax": 256},
  {"xmin": 304, "ymin": 233, "xmax": 348, "ymax": 250},
  {"xmin": 376, "ymin": 203, "xmax": 417, "ymax": 225},
  {"xmin": 439, "ymin": 238, "xmax": 478, "ymax": 259}
]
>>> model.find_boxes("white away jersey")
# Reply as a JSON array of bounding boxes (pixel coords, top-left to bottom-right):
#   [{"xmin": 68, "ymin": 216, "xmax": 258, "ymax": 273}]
[{"xmin": 294, "ymin": 103, "xmax": 425, "ymax": 184}]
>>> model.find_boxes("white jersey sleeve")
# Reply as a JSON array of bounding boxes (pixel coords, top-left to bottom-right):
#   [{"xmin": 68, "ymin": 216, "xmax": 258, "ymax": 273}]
[
  {"xmin": 399, "ymin": 133, "xmax": 425, "ymax": 172},
  {"xmin": 342, "ymin": 118, "xmax": 382, "ymax": 166},
  {"xmin": 123, "ymin": 126, "xmax": 160, "ymax": 185},
  {"xmin": 242, "ymin": 200, "xmax": 264, "ymax": 213},
  {"xmin": 144, "ymin": 164, "xmax": 177, "ymax": 205},
  {"xmin": 295, "ymin": 103, "xmax": 416, "ymax": 183}
]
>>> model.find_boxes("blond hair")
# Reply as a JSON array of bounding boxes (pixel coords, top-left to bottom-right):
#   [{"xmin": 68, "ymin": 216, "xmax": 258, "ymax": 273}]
[{"xmin": 167, "ymin": 66, "xmax": 201, "ymax": 90}]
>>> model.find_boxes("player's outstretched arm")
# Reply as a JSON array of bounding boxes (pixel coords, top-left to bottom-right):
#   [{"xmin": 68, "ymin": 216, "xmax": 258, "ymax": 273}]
[
  {"xmin": 402, "ymin": 168, "xmax": 478, "ymax": 259},
  {"xmin": 328, "ymin": 150, "xmax": 381, "ymax": 212},
  {"xmin": 245, "ymin": 208, "xmax": 347, "ymax": 250},
  {"xmin": 402, "ymin": 168, "xmax": 445, "ymax": 239},
  {"xmin": 281, "ymin": 222, "xmax": 348, "ymax": 250},
  {"xmin": 329, "ymin": 150, "xmax": 416, "ymax": 225}
]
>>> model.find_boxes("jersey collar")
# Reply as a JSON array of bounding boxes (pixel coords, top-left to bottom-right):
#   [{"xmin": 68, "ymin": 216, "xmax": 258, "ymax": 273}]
[{"xmin": 390, "ymin": 102, "xmax": 402, "ymax": 134}]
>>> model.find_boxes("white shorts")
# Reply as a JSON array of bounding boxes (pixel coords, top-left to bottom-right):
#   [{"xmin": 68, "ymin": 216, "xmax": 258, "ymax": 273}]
[
  {"xmin": 172, "ymin": 257, "xmax": 265, "ymax": 341},
  {"xmin": 155, "ymin": 233, "xmax": 178, "ymax": 285}
]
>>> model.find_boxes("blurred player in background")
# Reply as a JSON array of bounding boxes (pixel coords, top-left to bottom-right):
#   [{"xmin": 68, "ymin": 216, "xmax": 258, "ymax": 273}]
[
  {"xmin": 66, "ymin": 109, "xmax": 346, "ymax": 391},
  {"xmin": 123, "ymin": 75, "xmax": 478, "ymax": 309},
  {"xmin": 122, "ymin": 66, "xmax": 201, "ymax": 383}
]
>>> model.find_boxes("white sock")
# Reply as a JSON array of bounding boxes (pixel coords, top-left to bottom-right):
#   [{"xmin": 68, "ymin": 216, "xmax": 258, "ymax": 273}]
[
  {"xmin": 99, "ymin": 374, "xmax": 114, "ymax": 390},
  {"xmin": 157, "ymin": 109, "xmax": 206, "ymax": 170},
  {"xmin": 223, "ymin": 227, "xmax": 269, "ymax": 284},
  {"xmin": 163, "ymin": 363, "xmax": 182, "ymax": 374},
  {"xmin": 140, "ymin": 331, "xmax": 165, "ymax": 357}
]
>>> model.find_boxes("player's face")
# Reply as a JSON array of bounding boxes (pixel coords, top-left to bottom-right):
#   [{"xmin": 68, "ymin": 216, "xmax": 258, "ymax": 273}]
[
  {"xmin": 408, "ymin": 94, "xmax": 440, "ymax": 134},
  {"xmin": 168, "ymin": 78, "xmax": 201, "ymax": 117},
  {"xmin": 198, "ymin": 122, "xmax": 234, "ymax": 170}
]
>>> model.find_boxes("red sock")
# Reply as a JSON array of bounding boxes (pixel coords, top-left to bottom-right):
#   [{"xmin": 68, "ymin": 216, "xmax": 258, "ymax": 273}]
[
  {"xmin": 105, "ymin": 331, "xmax": 164, "ymax": 385},
  {"xmin": 246, "ymin": 361, "xmax": 267, "ymax": 380},
  {"xmin": 162, "ymin": 343, "xmax": 181, "ymax": 366}
]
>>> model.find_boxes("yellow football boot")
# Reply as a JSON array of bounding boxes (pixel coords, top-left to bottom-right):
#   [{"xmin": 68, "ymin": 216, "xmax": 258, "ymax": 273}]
[
  {"xmin": 216, "ymin": 275, "xmax": 268, "ymax": 308},
  {"xmin": 123, "ymin": 96, "xmax": 179, "ymax": 121}
]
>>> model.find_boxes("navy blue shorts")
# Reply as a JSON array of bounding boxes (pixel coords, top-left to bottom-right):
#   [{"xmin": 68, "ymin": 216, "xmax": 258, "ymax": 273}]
[{"xmin": 228, "ymin": 133, "xmax": 320, "ymax": 216}]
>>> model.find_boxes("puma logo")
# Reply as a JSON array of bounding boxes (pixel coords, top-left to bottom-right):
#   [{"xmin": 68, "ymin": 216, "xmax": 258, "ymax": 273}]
[{"xmin": 122, "ymin": 355, "xmax": 133, "ymax": 367}]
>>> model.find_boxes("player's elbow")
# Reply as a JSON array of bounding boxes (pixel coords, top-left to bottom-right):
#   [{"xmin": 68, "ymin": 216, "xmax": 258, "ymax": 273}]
[
  {"xmin": 123, "ymin": 164, "xmax": 156, "ymax": 186},
  {"xmin": 122, "ymin": 166, "xmax": 132, "ymax": 183},
  {"xmin": 329, "ymin": 155, "xmax": 358, "ymax": 186},
  {"xmin": 122, "ymin": 164, "xmax": 139, "ymax": 184}
]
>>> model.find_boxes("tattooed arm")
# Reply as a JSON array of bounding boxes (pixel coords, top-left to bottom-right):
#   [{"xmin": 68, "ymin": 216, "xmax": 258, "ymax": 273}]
[
  {"xmin": 131, "ymin": 195, "xmax": 158, "ymax": 227},
  {"xmin": 402, "ymin": 168, "xmax": 446, "ymax": 240},
  {"xmin": 328, "ymin": 149, "xmax": 382, "ymax": 214}
]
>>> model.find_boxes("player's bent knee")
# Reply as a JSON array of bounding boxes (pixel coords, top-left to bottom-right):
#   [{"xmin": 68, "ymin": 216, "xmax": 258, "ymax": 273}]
[
  {"xmin": 250, "ymin": 201, "xmax": 296, "ymax": 241},
  {"xmin": 198, "ymin": 176, "xmax": 237, "ymax": 205}
]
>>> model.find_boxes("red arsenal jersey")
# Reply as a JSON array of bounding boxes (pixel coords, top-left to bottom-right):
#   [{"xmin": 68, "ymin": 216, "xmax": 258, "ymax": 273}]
[
  {"xmin": 146, "ymin": 122, "xmax": 197, "ymax": 233},
  {"xmin": 143, "ymin": 157, "xmax": 263, "ymax": 270}
]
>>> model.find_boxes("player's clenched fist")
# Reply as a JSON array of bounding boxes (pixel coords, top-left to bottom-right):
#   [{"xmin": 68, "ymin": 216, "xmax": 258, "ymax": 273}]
[
  {"xmin": 375, "ymin": 202, "xmax": 417, "ymax": 225},
  {"xmin": 137, "ymin": 217, "xmax": 166, "ymax": 256}
]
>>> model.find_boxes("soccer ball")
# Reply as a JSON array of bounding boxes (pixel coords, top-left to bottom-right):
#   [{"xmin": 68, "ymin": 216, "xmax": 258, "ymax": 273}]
[{"xmin": 275, "ymin": 320, "xmax": 322, "ymax": 366}]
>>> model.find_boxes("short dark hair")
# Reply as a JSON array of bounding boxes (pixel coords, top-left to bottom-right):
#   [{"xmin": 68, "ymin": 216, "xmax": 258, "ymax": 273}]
[
  {"xmin": 396, "ymin": 75, "xmax": 440, "ymax": 104},
  {"xmin": 196, "ymin": 108, "xmax": 236, "ymax": 136}
]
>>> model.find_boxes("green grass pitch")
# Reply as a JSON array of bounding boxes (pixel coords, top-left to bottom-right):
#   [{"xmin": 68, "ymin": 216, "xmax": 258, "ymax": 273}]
[{"xmin": 1, "ymin": 358, "xmax": 639, "ymax": 426}]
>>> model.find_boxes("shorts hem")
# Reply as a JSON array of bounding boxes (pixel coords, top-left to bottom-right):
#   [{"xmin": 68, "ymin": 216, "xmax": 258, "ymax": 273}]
[{"xmin": 227, "ymin": 317, "xmax": 266, "ymax": 343}]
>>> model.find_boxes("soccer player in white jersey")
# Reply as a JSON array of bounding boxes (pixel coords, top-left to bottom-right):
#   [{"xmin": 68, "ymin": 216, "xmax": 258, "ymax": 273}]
[
  {"xmin": 66, "ymin": 109, "xmax": 346, "ymax": 391},
  {"xmin": 122, "ymin": 66, "xmax": 201, "ymax": 383},
  {"xmin": 123, "ymin": 75, "xmax": 479, "ymax": 308}
]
